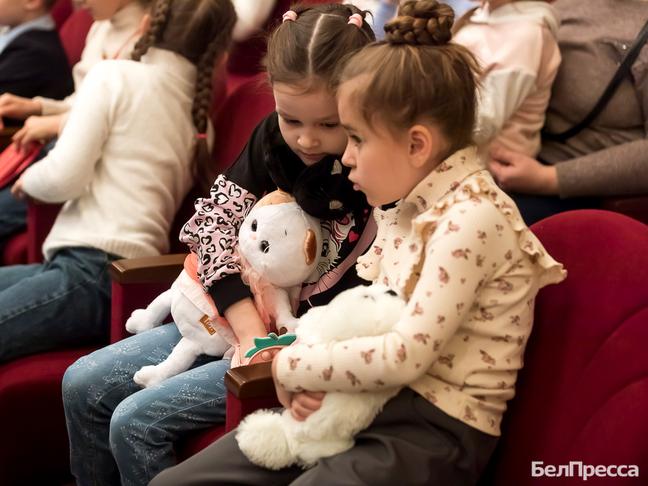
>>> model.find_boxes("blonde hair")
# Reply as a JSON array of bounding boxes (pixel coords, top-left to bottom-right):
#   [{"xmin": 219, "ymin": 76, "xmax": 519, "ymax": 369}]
[{"xmin": 339, "ymin": 0, "xmax": 481, "ymax": 156}]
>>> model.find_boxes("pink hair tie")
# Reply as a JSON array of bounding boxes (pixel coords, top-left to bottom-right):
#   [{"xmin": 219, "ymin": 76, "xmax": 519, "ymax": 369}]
[
  {"xmin": 282, "ymin": 10, "xmax": 298, "ymax": 23},
  {"xmin": 348, "ymin": 13, "xmax": 363, "ymax": 28},
  {"xmin": 196, "ymin": 133, "xmax": 208, "ymax": 140}
]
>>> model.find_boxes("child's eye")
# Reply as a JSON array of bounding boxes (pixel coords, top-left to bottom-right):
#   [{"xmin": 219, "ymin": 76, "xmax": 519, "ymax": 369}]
[
  {"xmin": 283, "ymin": 118, "xmax": 301, "ymax": 125},
  {"xmin": 322, "ymin": 122, "xmax": 339, "ymax": 129},
  {"xmin": 349, "ymin": 134, "xmax": 362, "ymax": 145}
]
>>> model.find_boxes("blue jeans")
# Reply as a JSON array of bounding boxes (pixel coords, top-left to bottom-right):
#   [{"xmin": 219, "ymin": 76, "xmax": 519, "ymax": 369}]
[
  {"xmin": 0, "ymin": 246, "xmax": 116, "ymax": 362},
  {"xmin": 0, "ymin": 185, "xmax": 27, "ymax": 244},
  {"xmin": 63, "ymin": 323, "xmax": 230, "ymax": 486},
  {"xmin": 0, "ymin": 140, "xmax": 55, "ymax": 251}
]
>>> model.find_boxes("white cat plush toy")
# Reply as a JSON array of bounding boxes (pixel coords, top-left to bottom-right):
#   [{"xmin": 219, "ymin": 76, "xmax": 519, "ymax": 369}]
[
  {"xmin": 235, "ymin": 284, "xmax": 406, "ymax": 470},
  {"xmin": 125, "ymin": 190, "xmax": 322, "ymax": 387}
]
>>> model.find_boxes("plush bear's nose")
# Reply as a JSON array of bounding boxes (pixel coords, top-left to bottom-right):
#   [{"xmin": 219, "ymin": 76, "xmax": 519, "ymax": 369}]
[{"xmin": 260, "ymin": 240, "xmax": 270, "ymax": 253}]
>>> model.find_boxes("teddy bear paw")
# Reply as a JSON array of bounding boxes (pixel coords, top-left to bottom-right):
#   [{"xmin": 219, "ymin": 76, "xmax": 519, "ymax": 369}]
[
  {"xmin": 126, "ymin": 309, "xmax": 157, "ymax": 334},
  {"xmin": 133, "ymin": 365, "xmax": 165, "ymax": 388}
]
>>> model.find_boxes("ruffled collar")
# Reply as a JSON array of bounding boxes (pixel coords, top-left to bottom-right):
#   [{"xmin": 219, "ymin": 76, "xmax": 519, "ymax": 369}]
[{"xmin": 403, "ymin": 146, "xmax": 484, "ymax": 214}]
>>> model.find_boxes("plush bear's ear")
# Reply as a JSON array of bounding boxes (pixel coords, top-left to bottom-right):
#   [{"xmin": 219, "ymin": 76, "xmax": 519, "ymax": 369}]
[{"xmin": 303, "ymin": 229, "xmax": 317, "ymax": 265}]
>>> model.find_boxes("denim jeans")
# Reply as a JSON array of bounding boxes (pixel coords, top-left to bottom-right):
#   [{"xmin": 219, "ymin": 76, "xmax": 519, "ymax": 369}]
[
  {"xmin": 0, "ymin": 185, "xmax": 27, "ymax": 245},
  {"xmin": 63, "ymin": 323, "xmax": 230, "ymax": 486},
  {"xmin": 0, "ymin": 140, "xmax": 54, "ymax": 251},
  {"xmin": 0, "ymin": 246, "xmax": 116, "ymax": 362}
]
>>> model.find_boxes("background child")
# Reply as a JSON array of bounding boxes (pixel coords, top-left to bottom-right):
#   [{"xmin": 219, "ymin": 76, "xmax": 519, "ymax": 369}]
[
  {"xmin": 453, "ymin": 0, "xmax": 561, "ymax": 158},
  {"xmin": 0, "ymin": 0, "xmax": 234, "ymax": 357},
  {"xmin": 150, "ymin": 1, "xmax": 566, "ymax": 484},
  {"xmin": 62, "ymin": 4, "xmax": 376, "ymax": 485},
  {"xmin": 0, "ymin": 0, "xmax": 72, "ymax": 101},
  {"xmin": 0, "ymin": 0, "xmax": 151, "ymax": 258}
]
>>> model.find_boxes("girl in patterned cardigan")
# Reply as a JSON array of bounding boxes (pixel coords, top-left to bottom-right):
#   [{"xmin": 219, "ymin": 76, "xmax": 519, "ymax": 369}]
[{"xmin": 151, "ymin": 1, "xmax": 567, "ymax": 485}]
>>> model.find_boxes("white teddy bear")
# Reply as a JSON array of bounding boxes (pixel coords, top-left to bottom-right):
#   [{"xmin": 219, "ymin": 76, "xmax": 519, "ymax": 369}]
[
  {"xmin": 125, "ymin": 190, "xmax": 322, "ymax": 388},
  {"xmin": 235, "ymin": 284, "xmax": 405, "ymax": 470}
]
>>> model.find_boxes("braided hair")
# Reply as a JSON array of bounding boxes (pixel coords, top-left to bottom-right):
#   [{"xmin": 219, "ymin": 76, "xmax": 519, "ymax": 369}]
[
  {"xmin": 265, "ymin": 3, "xmax": 376, "ymax": 91},
  {"xmin": 131, "ymin": 0, "xmax": 236, "ymax": 193},
  {"xmin": 338, "ymin": 0, "xmax": 481, "ymax": 156}
]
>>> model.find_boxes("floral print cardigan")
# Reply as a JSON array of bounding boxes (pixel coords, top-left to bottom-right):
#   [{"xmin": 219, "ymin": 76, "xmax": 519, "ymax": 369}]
[{"xmin": 275, "ymin": 147, "xmax": 566, "ymax": 436}]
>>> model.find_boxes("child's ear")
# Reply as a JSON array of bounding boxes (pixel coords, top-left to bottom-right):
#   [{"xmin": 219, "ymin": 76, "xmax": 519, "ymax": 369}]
[{"xmin": 408, "ymin": 124, "xmax": 447, "ymax": 168}]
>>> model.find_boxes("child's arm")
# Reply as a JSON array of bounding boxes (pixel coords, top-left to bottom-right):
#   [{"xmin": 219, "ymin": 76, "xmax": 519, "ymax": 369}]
[
  {"xmin": 274, "ymin": 200, "xmax": 512, "ymax": 393},
  {"xmin": 224, "ymin": 297, "xmax": 268, "ymax": 356},
  {"xmin": 20, "ymin": 64, "xmax": 112, "ymax": 203},
  {"xmin": 474, "ymin": 27, "xmax": 560, "ymax": 146},
  {"xmin": 180, "ymin": 116, "xmax": 276, "ymax": 321}
]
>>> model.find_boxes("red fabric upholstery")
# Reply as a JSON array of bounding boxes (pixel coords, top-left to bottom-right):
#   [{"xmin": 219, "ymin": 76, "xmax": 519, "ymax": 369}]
[
  {"xmin": 51, "ymin": 0, "xmax": 73, "ymax": 29},
  {"xmin": 59, "ymin": 8, "xmax": 93, "ymax": 67},
  {"xmin": 483, "ymin": 210, "xmax": 648, "ymax": 485},
  {"xmin": 0, "ymin": 347, "xmax": 96, "ymax": 485},
  {"xmin": 211, "ymin": 73, "xmax": 275, "ymax": 175}
]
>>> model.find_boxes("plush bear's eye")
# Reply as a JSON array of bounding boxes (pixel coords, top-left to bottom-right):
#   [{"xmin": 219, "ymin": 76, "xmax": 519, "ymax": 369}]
[
  {"xmin": 251, "ymin": 220, "xmax": 257, "ymax": 232},
  {"xmin": 260, "ymin": 240, "xmax": 270, "ymax": 253}
]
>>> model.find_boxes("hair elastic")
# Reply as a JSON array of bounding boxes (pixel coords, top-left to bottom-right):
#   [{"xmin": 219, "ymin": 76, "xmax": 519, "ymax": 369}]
[
  {"xmin": 348, "ymin": 13, "xmax": 363, "ymax": 28},
  {"xmin": 282, "ymin": 10, "xmax": 298, "ymax": 23},
  {"xmin": 196, "ymin": 133, "xmax": 208, "ymax": 140}
]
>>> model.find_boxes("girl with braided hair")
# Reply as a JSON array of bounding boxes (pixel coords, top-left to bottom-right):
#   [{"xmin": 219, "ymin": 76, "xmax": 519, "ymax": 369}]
[
  {"xmin": 63, "ymin": 2, "xmax": 376, "ymax": 485},
  {"xmin": 0, "ymin": 0, "xmax": 152, "ymax": 255},
  {"xmin": 152, "ymin": 2, "xmax": 565, "ymax": 485}
]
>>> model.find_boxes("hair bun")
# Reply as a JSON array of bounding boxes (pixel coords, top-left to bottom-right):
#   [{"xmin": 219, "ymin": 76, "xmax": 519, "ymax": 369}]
[{"xmin": 384, "ymin": 0, "xmax": 455, "ymax": 46}]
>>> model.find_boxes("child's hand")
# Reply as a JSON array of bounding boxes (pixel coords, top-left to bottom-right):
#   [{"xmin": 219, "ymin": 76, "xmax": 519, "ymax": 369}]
[
  {"xmin": 271, "ymin": 351, "xmax": 325, "ymax": 421},
  {"xmin": 12, "ymin": 115, "xmax": 59, "ymax": 151},
  {"xmin": 0, "ymin": 94, "xmax": 41, "ymax": 128},
  {"xmin": 289, "ymin": 391, "xmax": 325, "ymax": 421}
]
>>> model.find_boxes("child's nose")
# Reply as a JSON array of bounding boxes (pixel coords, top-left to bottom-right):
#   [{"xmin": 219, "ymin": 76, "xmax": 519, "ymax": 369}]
[
  {"xmin": 297, "ymin": 132, "xmax": 318, "ymax": 149},
  {"xmin": 341, "ymin": 147, "xmax": 354, "ymax": 167}
]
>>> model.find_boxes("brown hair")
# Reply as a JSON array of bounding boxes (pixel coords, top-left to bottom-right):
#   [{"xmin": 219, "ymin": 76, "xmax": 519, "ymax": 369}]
[
  {"xmin": 264, "ymin": 3, "xmax": 376, "ymax": 91},
  {"xmin": 131, "ymin": 0, "xmax": 236, "ymax": 192},
  {"xmin": 339, "ymin": 0, "xmax": 481, "ymax": 156}
]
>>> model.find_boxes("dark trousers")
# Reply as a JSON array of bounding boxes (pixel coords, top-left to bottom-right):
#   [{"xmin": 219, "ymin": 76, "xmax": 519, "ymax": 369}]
[{"xmin": 150, "ymin": 388, "xmax": 498, "ymax": 486}]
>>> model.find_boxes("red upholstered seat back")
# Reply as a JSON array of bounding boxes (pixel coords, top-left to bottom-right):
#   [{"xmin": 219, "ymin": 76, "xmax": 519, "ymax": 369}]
[
  {"xmin": 210, "ymin": 73, "xmax": 275, "ymax": 176},
  {"xmin": 59, "ymin": 8, "xmax": 94, "ymax": 67},
  {"xmin": 51, "ymin": 0, "xmax": 73, "ymax": 29},
  {"xmin": 486, "ymin": 210, "xmax": 648, "ymax": 485}
]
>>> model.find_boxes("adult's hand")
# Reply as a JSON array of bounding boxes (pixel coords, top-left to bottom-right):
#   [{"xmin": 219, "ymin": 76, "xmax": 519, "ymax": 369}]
[{"xmin": 488, "ymin": 145, "xmax": 559, "ymax": 195}]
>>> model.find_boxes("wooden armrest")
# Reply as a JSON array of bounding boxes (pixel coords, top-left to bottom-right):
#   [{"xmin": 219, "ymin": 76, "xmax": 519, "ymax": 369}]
[
  {"xmin": 109, "ymin": 253, "xmax": 186, "ymax": 284},
  {"xmin": 225, "ymin": 362, "xmax": 275, "ymax": 399}
]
